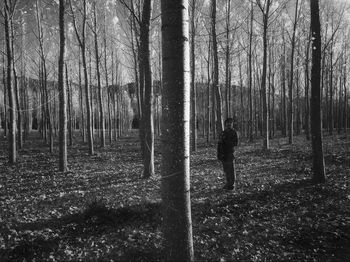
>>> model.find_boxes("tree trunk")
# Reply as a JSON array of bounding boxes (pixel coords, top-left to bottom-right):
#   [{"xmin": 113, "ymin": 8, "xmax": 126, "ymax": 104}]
[
  {"xmin": 296, "ymin": 58, "xmax": 301, "ymax": 136},
  {"xmin": 225, "ymin": 0, "xmax": 231, "ymax": 120},
  {"xmin": 65, "ymin": 64, "xmax": 72, "ymax": 147},
  {"xmin": 305, "ymin": 30, "xmax": 311, "ymax": 140},
  {"xmin": 329, "ymin": 47, "xmax": 334, "ymax": 135},
  {"xmin": 261, "ymin": 13, "xmax": 269, "ymax": 149},
  {"xmin": 3, "ymin": 52, "xmax": 8, "ymax": 138},
  {"xmin": 288, "ymin": 0, "xmax": 299, "ymax": 144},
  {"xmin": 310, "ymin": 0, "xmax": 326, "ymax": 183},
  {"xmin": 58, "ymin": 0, "xmax": 67, "ymax": 171},
  {"xmin": 206, "ymin": 39, "xmax": 211, "ymax": 144},
  {"xmin": 93, "ymin": 2, "xmax": 105, "ymax": 148},
  {"xmin": 104, "ymin": 23, "xmax": 112, "ymax": 145},
  {"xmin": 211, "ymin": 0, "xmax": 223, "ymax": 136},
  {"xmin": 14, "ymin": 66, "xmax": 23, "ymax": 150},
  {"xmin": 190, "ymin": 0, "xmax": 197, "ymax": 152},
  {"xmin": 161, "ymin": 1, "xmax": 194, "ymax": 260},
  {"xmin": 4, "ymin": 0, "xmax": 16, "ymax": 164},
  {"xmin": 78, "ymin": 56, "xmax": 86, "ymax": 142},
  {"xmin": 281, "ymin": 28, "xmax": 288, "ymax": 137},
  {"xmin": 140, "ymin": 0, "xmax": 154, "ymax": 178},
  {"xmin": 68, "ymin": 78, "xmax": 73, "ymax": 146},
  {"xmin": 248, "ymin": 1, "xmax": 254, "ymax": 142}
]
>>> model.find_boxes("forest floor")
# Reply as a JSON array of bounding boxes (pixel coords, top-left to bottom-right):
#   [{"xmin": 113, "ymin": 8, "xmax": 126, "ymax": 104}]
[{"xmin": 0, "ymin": 130, "xmax": 350, "ymax": 261}]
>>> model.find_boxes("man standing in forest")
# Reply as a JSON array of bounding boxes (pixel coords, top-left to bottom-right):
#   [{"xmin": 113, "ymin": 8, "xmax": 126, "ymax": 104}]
[{"xmin": 217, "ymin": 118, "xmax": 238, "ymax": 190}]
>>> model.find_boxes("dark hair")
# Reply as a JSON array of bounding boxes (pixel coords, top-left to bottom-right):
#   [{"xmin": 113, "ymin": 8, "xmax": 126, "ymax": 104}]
[{"xmin": 224, "ymin": 118, "xmax": 234, "ymax": 124}]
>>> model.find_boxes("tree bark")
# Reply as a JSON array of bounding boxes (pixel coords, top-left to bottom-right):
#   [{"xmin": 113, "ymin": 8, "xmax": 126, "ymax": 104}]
[
  {"xmin": 4, "ymin": 0, "xmax": 17, "ymax": 164},
  {"xmin": 161, "ymin": 1, "xmax": 194, "ymax": 260},
  {"xmin": 190, "ymin": 0, "xmax": 197, "ymax": 152},
  {"xmin": 211, "ymin": 0, "xmax": 223, "ymax": 136},
  {"xmin": 93, "ymin": 2, "xmax": 105, "ymax": 148},
  {"xmin": 305, "ymin": 29, "xmax": 311, "ymax": 140},
  {"xmin": 248, "ymin": 1, "xmax": 254, "ymax": 142},
  {"xmin": 310, "ymin": 0, "xmax": 326, "ymax": 183},
  {"xmin": 58, "ymin": 0, "xmax": 67, "ymax": 171},
  {"xmin": 140, "ymin": 0, "xmax": 154, "ymax": 178}
]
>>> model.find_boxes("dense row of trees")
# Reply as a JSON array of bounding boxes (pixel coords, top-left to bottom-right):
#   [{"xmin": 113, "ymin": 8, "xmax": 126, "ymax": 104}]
[
  {"xmin": 0, "ymin": 0, "xmax": 349, "ymax": 259},
  {"xmin": 1, "ymin": 0, "xmax": 349, "ymax": 161}
]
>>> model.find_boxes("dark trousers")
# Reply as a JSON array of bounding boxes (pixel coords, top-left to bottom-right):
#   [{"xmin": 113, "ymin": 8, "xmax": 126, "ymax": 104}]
[{"xmin": 222, "ymin": 160, "xmax": 236, "ymax": 186}]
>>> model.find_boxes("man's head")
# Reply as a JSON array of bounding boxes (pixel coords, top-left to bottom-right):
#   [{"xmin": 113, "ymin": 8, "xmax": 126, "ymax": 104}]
[{"xmin": 224, "ymin": 118, "xmax": 234, "ymax": 129}]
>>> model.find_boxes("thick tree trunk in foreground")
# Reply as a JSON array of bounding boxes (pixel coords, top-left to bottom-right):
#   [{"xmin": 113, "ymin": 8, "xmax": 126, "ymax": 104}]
[
  {"xmin": 310, "ymin": 0, "xmax": 326, "ymax": 183},
  {"xmin": 58, "ymin": 0, "xmax": 67, "ymax": 171},
  {"xmin": 161, "ymin": 0, "xmax": 194, "ymax": 260}
]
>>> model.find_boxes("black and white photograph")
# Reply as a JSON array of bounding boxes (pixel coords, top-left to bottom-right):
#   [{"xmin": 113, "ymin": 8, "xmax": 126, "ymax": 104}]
[{"xmin": 0, "ymin": 0, "xmax": 350, "ymax": 260}]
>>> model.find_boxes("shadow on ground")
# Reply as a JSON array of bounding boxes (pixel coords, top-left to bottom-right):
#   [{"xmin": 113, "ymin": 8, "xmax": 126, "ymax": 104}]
[{"xmin": 1, "ymin": 202, "xmax": 162, "ymax": 261}]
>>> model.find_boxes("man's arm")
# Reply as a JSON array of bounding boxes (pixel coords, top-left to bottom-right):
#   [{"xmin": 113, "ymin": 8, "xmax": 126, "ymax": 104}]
[{"xmin": 233, "ymin": 130, "xmax": 238, "ymax": 147}]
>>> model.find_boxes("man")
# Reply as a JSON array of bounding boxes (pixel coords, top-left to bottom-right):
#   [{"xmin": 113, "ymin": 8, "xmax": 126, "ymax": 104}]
[{"xmin": 217, "ymin": 118, "xmax": 238, "ymax": 190}]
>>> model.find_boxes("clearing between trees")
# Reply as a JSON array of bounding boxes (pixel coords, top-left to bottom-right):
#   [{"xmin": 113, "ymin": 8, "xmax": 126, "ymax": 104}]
[{"xmin": 0, "ymin": 131, "xmax": 349, "ymax": 261}]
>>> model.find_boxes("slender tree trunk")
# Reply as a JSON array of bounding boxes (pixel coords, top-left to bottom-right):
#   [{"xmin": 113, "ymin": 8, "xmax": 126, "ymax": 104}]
[
  {"xmin": 140, "ymin": 0, "xmax": 154, "ymax": 178},
  {"xmin": 3, "ymin": 54, "xmax": 8, "ymax": 138},
  {"xmin": 248, "ymin": 1, "xmax": 254, "ymax": 142},
  {"xmin": 261, "ymin": 13, "xmax": 269, "ymax": 149},
  {"xmin": 282, "ymin": 28, "xmax": 287, "ymax": 137},
  {"xmin": 344, "ymin": 69, "xmax": 348, "ymax": 134},
  {"xmin": 190, "ymin": 0, "xmax": 197, "ymax": 152},
  {"xmin": 65, "ymin": 65, "xmax": 72, "ymax": 146},
  {"xmin": 225, "ymin": 0, "xmax": 231, "ymax": 120},
  {"xmin": 296, "ymin": 57, "xmax": 301, "ymax": 136},
  {"xmin": 68, "ymin": 78, "xmax": 73, "ymax": 146},
  {"xmin": 206, "ymin": 39, "xmax": 211, "ymax": 144},
  {"xmin": 161, "ymin": 1, "xmax": 194, "ymax": 260},
  {"xmin": 305, "ymin": 29, "xmax": 311, "ymax": 140},
  {"xmin": 211, "ymin": 0, "xmax": 223, "ymax": 136},
  {"xmin": 104, "ymin": 24, "xmax": 112, "ymax": 145},
  {"xmin": 329, "ymin": 47, "xmax": 334, "ymax": 135},
  {"xmin": 338, "ymin": 68, "xmax": 342, "ymax": 134},
  {"xmin": 93, "ymin": 2, "xmax": 105, "ymax": 148},
  {"xmin": 4, "ymin": 0, "xmax": 16, "ymax": 163},
  {"xmin": 14, "ymin": 66, "xmax": 23, "ymax": 149},
  {"xmin": 239, "ymin": 52, "xmax": 244, "ymax": 136},
  {"xmin": 288, "ymin": 0, "xmax": 299, "ymax": 144},
  {"xmin": 310, "ymin": 0, "xmax": 326, "ymax": 183},
  {"xmin": 78, "ymin": 56, "xmax": 86, "ymax": 142},
  {"xmin": 58, "ymin": 0, "xmax": 67, "ymax": 171}
]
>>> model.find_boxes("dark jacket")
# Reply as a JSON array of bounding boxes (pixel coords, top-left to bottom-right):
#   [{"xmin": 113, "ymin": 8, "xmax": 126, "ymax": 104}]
[{"xmin": 217, "ymin": 128, "xmax": 238, "ymax": 161}]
